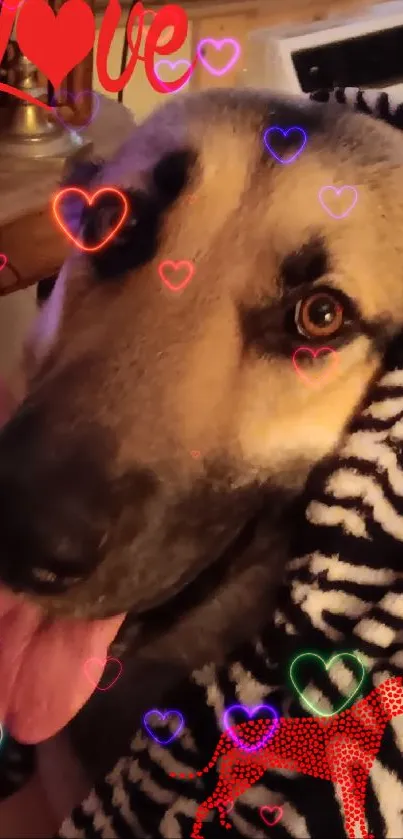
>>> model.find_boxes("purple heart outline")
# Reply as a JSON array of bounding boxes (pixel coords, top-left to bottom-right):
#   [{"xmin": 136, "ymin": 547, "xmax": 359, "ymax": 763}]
[
  {"xmin": 154, "ymin": 60, "xmax": 192, "ymax": 94},
  {"xmin": 318, "ymin": 185, "xmax": 358, "ymax": 219},
  {"xmin": 143, "ymin": 708, "xmax": 184, "ymax": 745},
  {"xmin": 263, "ymin": 126, "xmax": 307, "ymax": 164},
  {"xmin": 223, "ymin": 704, "xmax": 279, "ymax": 752},
  {"xmin": 50, "ymin": 90, "xmax": 100, "ymax": 132},
  {"xmin": 197, "ymin": 38, "xmax": 241, "ymax": 78}
]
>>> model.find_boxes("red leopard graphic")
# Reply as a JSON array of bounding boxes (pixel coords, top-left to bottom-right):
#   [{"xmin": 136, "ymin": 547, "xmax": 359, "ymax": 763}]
[{"xmin": 170, "ymin": 676, "xmax": 403, "ymax": 839}]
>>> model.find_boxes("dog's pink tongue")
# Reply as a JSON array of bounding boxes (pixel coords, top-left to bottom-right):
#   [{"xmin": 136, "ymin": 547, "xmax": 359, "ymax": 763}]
[{"xmin": 0, "ymin": 585, "xmax": 125, "ymax": 744}]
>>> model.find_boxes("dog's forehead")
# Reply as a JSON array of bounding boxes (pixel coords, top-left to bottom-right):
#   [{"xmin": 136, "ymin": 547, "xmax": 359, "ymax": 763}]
[
  {"xmin": 92, "ymin": 90, "xmax": 403, "ymax": 248},
  {"xmin": 94, "ymin": 90, "xmax": 329, "ymax": 189}
]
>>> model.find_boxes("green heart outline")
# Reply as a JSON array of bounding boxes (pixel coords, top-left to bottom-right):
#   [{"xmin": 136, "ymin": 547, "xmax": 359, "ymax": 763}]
[{"xmin": 289, "ymin": 652, "xmax": 366, "ymax": 718}]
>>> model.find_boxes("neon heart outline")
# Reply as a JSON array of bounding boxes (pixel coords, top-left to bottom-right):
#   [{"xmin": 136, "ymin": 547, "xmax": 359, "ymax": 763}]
[
  {"xmin": 143, "ymin": 709, "xmax": 184, "ymax": 745},
  {"xmin": 260, "ymin": 805, "xmax": 283, "ymax": 826},
  {"xmin": 50, "ymin": 89, "xmax": 100, "ymax": 131},
  {"xmin": 158, "ymin": 260, "xmax": 195, "ymax": 292},
  {"xmin": 0, "ymin": 254, "xmax": 7, "ymax": 272},
  {"xmin": 0, "ymin": 722, "xmax": 3, "ymax": 749},
  {"xmin": 197, "ymin": 38, "xmax": 240, "ymax": 77},
  {"xmin": 318, "ymin": 185, "xmax": 358, "ymax": 219},
  {"xmin": 83, "ymin": 656, "xmax": 123, "ymax": 691},
  {"xmin": 292, "ymin": 346, "xmax": 338, "ymax": 388},
  {"xmin": 289, "ymin": 652, "xmax": 366, "ymax": 718},
  {"xmin": 154, "ymin": 59, "xmax": 192, "ymax": 93},
  {"xmin": 263, "ymin": 126, "xmax": 307, "ymax": 164},
  {"xmin": 52, "ymin": 187, "xmax": 129, "ymax": 253},
  {"xmin": 223, "ymin": 704, "xmax": 279, "ymax": 752}
]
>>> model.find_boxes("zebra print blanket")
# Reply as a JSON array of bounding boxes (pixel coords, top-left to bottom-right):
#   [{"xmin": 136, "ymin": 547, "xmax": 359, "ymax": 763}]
[{"xmin": 54, "ymin": 87, "xmax": 402, "ymax": 839}]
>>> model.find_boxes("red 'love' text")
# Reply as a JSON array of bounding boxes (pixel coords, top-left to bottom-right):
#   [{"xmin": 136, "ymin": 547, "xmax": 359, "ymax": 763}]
[{"xmin": 0, "ymin": 0, "xmax": 196, "ymax": 111}]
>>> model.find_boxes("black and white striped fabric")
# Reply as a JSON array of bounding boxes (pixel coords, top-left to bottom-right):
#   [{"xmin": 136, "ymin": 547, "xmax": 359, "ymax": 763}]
[{"xmin": 57, "ymin": 88, "xmax": 403, "ymax": 839}]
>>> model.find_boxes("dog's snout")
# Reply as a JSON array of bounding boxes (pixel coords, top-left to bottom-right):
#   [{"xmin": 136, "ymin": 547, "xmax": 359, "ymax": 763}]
[{"xmin": 0, "ymin": 404, "xmax": 112, "ymax": 597}]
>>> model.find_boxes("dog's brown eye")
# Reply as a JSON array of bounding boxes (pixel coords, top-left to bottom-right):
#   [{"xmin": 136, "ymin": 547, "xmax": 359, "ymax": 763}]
[{"xmin": 295, "ymin": 291, "xmax": 344, "ymax": 339}]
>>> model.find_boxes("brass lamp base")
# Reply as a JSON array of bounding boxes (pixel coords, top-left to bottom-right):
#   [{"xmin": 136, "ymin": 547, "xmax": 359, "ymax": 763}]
[
  {"xmin": 0, "ymin": 54, "xmax": 93, "ymax": 162},
  {"xmin": 0, "ymin": 124, "xmax": 93, "ymax": 161}
]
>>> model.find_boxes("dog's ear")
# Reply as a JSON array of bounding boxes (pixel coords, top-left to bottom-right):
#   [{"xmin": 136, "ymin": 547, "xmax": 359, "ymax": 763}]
[
  {"xmin": 57, "ymin": 158, "xmax": 105, "ymax": 240},
  {"xmin": 83, "ymin": 147, "xmax": 197, "ymax": 280},
  {"xmin": 55, "ymin": 147, "xmax": 197, "ymax": 279}
]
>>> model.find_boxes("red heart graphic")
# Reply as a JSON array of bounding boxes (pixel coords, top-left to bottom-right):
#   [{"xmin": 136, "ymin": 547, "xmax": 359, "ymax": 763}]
[
  {"xmin": 259, "ymin": 805, "xmax": 283, "ymax": 827},
  {"xmin": 83, "ymin": 656, "xmax": 123, "ymax": 691},
  {"xmin": 16, "ymin": 0, "xmax": 95, "ymax": 88},
  {"xmin": 52, "ymin": 187, "xmax": 129, "ymax": 253},
  {"xmin": 158, "ymin": 260, "xmax": 194, "ymax": 292},
  {"xmin": 292, "ymin": 346, "xmax": 338, "ymax": 388}
]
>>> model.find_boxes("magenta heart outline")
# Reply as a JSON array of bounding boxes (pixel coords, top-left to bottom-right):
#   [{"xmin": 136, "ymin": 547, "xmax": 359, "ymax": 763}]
[
  {"xmin": 223, "ymin": 704, "xmax": 279, "ymax": 752},
  {"xmin": 260, "ymin": 805, "xmax": 283, "ymax": 827},
  {"xmin": 197, "ymin": 38, "xmax": 240, "ymax": 77},
  {"xmin": 263, "ymin": 126, "xmax": 307, "ymax": 164},
  {"xmin": 50, "ymin": 90, "xmax": 100, "ymax": 131},
  {"xmin": 143, "ymin": 709, "xmax": 184, "ymax": 745},
  {"xmin": 318, "ymin": 185, "xmax": 358, "ymax": 219},
  {"xmin": 0, "ymin": 255, "xmax": 7, "ymax": 272},
  {"xmin": 154, "ymin": 60, "xmax": 192, "ymax": 94}
]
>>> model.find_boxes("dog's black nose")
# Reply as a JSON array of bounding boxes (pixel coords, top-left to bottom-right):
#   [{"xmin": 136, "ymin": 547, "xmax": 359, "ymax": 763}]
[{"xmin": 0, "ymin": 402, "xmax": 112, "ymax": 596}]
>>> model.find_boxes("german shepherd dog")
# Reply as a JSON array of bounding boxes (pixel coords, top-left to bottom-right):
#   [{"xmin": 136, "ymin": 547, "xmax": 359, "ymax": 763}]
[{"xmin": 0, "ymin": 88, "xmax": 403, "ymax": 786}]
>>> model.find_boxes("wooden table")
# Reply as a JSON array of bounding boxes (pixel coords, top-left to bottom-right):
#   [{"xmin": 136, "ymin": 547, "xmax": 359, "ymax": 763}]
[{"xmin": 0, "ymin": 95, "xmax": 135, "ymax": 296}]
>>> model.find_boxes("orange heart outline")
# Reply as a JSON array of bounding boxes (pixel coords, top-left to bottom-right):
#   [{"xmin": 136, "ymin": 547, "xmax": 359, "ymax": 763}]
[
  {"xmin": 292, "ymin": 346, "xmax": 339, "ymax": 388},
  {"xmin": 158, "ymin": 259, "xmax": 195, "ymax": 292},
  {"xmin": 52, "ymin": 186, "xmax": 129, "ymax": 253}
]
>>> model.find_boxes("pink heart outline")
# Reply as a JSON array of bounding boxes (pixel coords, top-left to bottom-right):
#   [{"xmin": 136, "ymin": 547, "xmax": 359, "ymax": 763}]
[
  {"xmin": 50, "ymin": 89, "xmax": 100, "ymax": 132},
  {"xmin": 197, "ymin": 38, "xmax": 240, "ymax": 77},
  {"xmin": 292, "ymin": 346, "xmax": 339, "ymax": 388},
  {"xmin": 0, "ymin": 255, "xmax": 7, "ymax": 272},
  {"xmin": 154, "ymin": 59, "xmax": 192, "ymax": 94},
  {"xmin": 158, "ymin": 260, "xmax": 195, "ymax": 292},
  {"xmin": 83, "ymin": 656, "xmax": 123, "ymax": 691},
  {"xmin": 260, "ymin": 805, "xmax": 283, "ymax": 827},
  {"xmin": 318, "ymin": 185, "xmax": 358, "ymax": 219}
]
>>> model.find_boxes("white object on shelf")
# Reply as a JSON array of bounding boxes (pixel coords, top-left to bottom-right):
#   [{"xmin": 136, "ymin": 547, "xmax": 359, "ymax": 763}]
[{"xmin": 242, "ymin": 0, "xmax": 403, "ymax": 99}]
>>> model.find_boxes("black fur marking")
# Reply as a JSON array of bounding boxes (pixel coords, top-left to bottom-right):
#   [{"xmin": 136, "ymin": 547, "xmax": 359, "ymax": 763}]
[
  {"xmin": 280, "ymin": 237, "xmax": 330, "ymax": 291},
  {"xmin": 87, "ymin": 150, "xmax": 197, "ymax": 281},
  {"xmin": 310, "ymin": 89, "xmax": 331, "ymax": 102}
]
